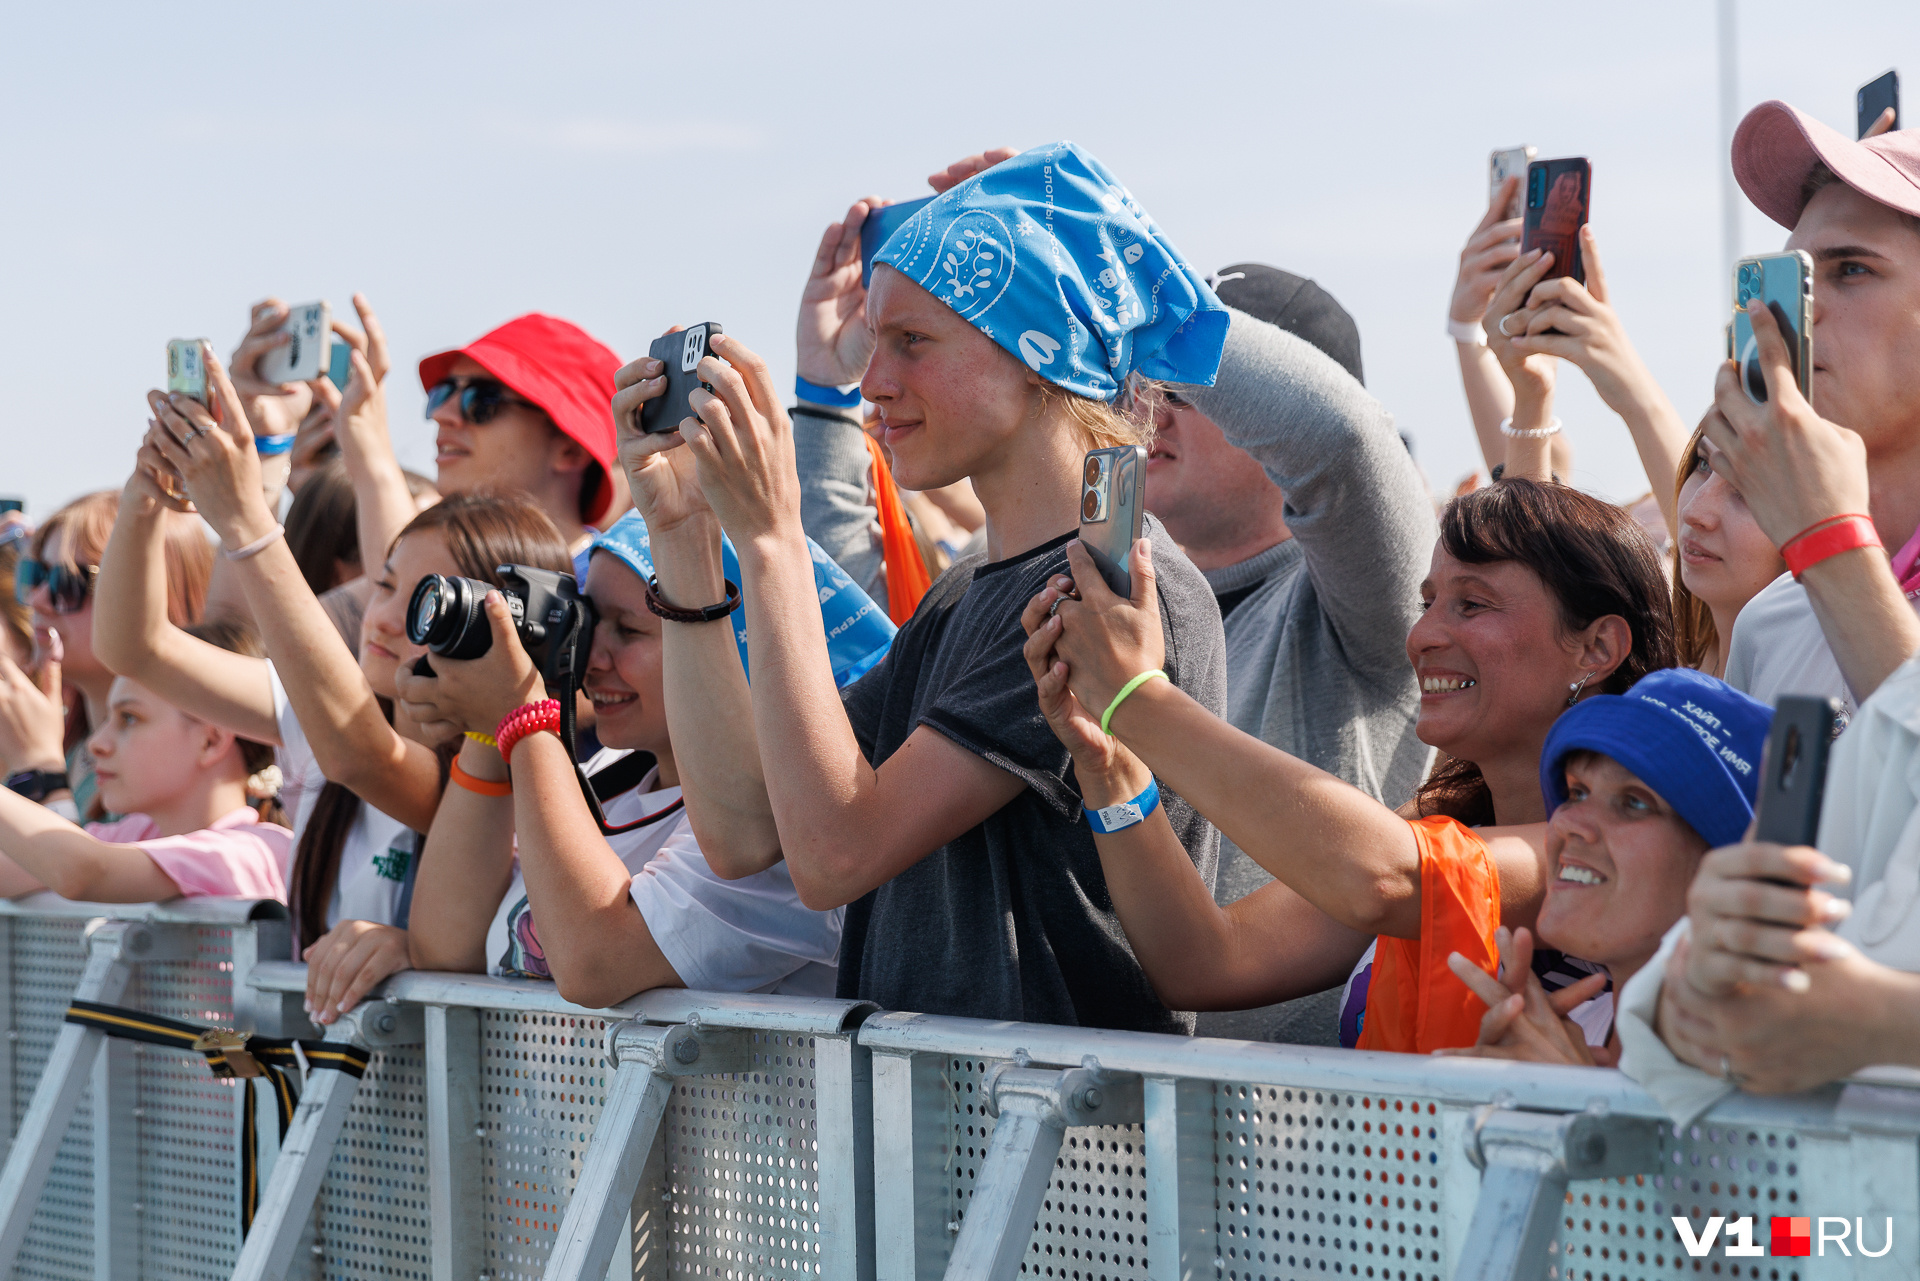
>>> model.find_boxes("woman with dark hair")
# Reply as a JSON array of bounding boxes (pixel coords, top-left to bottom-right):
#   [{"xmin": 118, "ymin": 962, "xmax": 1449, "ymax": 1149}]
[{"xmin": 1023, "ymin": 478, "xmax": 1676, "ymax": 1053}]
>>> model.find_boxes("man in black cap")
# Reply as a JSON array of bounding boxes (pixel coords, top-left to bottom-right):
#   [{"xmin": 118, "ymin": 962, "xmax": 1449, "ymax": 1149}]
[{"xmin": 1144, "ymin": 264, "xmax": 1435, "ymax": 1046}]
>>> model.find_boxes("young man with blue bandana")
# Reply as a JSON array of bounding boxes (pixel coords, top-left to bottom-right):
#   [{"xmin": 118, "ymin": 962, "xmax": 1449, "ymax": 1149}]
[{"xmin": 615, "ymin": 142, "xmax": 1230, "ymax": 1033}]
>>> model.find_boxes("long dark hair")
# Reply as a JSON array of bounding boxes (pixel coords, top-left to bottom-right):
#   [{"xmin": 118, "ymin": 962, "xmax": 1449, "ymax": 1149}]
[
  {"xmin": 1415, "ymin": 480, "xmax": 1676, "ymax": 826},
  {"xmin": 288, "ymin": 491, "xmax": 570, "ymax": 948}
]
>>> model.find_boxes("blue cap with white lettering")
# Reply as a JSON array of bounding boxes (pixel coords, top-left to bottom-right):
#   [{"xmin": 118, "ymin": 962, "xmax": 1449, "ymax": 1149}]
[{"xmin": 1540, "ymin": 668, "xmax": 1773, "ymax": 849}]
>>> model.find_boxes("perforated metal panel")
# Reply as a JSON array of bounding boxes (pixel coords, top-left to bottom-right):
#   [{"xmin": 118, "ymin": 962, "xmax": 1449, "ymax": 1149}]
[
  {"xmin": 940, "ymin": 1056, "xmax": 1152, "ymax": 1281},
  {"xmin": 10, "ymin": 915, "xmax": 92, "ymax": 1281},
  {"xmin": 316, "ymin": 1041, "xmax": 431, "ymax": 1279},
  {"xmin": 1552, "ymin": 1119, "xmax": 1809, "ymax": 1281},
  {"xmin": 665, "ymin": 1030, "xmax": 827, "ymax": 1280}
]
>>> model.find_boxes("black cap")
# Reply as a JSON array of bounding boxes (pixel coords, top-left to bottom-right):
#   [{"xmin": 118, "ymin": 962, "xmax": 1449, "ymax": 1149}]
[{"xmin": 1208, "ymin": 264, "xmax": 1364, "ymax": 386}]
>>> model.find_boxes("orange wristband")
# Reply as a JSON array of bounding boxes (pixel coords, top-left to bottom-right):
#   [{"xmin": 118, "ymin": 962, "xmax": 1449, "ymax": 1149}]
[
  {"xmin": 1782, "ymin": 515, "xmax": 1882, "ymax": 580},
  {"xmin": 449, "ymin": 757, "xmax": 512, "ymax": 797}
]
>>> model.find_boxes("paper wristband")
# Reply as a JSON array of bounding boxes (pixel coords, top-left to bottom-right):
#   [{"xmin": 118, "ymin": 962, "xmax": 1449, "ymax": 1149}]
[
  {"xmin": 1086, "ymin": 777, "xmax": 1162, "ymax": 834},
  {"xmin": 795, "ymin": 376, "xmax": 862, "ymax": 408},
  {"xmin": 1783, "ymin": 516, "xmax": 1882, "ymax": 580},
  {"xmin": 1100, "ymin": 669, "xmax": 1167, "ymax": 737}
]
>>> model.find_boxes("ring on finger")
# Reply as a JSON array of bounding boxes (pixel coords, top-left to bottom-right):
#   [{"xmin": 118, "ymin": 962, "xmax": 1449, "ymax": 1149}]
[
  {"xmin": 1497, "ymin": 311, "xmax": 1525, "ymax": 338},
  {"xmin": 1719, "ymin": 1054, "xmax": 1744, "ymax": 1087},
  {"xmin": 1048, "ymin": 598, "xmax": 1063, "ymax": 618},
  {"xmin": 182, "ymin": 425, "xmax": 208, "ymax": 443}
]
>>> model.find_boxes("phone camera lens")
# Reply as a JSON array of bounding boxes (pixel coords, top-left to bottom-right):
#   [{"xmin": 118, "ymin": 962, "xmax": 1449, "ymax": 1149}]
[
  {"xmin": 1084, "ymin": 458, "xmax": 1103, "ymax": 486},
  {"xmin": 1082, "ymin": 490, "xmax": 1101, "ymax": 522}
]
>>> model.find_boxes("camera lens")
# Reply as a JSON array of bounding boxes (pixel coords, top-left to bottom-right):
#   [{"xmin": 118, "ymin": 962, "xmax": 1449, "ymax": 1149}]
[
  {"xmin": 1082, "ymin": 490, "xmax": 1102, "ymax": 522},
  {"xmin": 406, "ymin": 574, "xmax": 494, "ymax": 659},
  {"xmin": 1084, "ymin": 457, "xmax": 1102, "ymax": 487}
]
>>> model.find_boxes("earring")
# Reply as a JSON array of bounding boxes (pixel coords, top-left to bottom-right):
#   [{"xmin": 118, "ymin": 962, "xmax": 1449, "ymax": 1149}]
[{"xmin": 1567, "ymin": 670, "xmax": 1595, "ymax": 707}]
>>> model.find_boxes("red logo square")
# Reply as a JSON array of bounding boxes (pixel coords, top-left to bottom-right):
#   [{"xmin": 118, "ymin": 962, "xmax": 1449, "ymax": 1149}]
[{"xmin": 1771, "ymin": 1216, "xmax": 1811, "ymax": 1256}]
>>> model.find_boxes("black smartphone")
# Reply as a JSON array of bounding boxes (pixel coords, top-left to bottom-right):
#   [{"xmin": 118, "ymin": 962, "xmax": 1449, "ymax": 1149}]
[
  {"xmin": 859, "ymin": 196, "xmax": 934, "ymax": 288},
  {"xmin": 1858, "ymin": 69, "xmax": 1900, "ymax": 139},
  {"xmin": 0, "ymin": 499, "xmax": 22, "ymax": 515},
  {"xmin": 1753, "ymin": 696, "xmax": 1842, "ymax": 846},
  {"xmin": 636, "ymin": 323, "xmax": 724, "ymax": 434},
  {"xmin": 1521, "ymin": 157, "xmax": 1591, "ymax": 285},
  {"xmin": 1077, "ymin": 446, "xmax": 1147, "ymax": 600}
]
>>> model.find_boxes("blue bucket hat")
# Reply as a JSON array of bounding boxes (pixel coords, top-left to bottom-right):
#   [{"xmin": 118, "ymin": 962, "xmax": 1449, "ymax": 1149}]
[
  {"xmin": 870, "ymin": 140, "xmax": 1229, "ymax": 402},
  {"xmin": 591, "ymin": 511, "xmax": 894, "ymax": 688},
  {"xmin": 1540, "ymin": 668, "xmax": 1773, "ymax": 849}
]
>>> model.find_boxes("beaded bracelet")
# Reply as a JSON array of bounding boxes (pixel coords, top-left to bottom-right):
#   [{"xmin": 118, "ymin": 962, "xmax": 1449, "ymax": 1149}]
[{"xmin": 495, "ymin": 699, "xmax": 562, "ymax": 763}]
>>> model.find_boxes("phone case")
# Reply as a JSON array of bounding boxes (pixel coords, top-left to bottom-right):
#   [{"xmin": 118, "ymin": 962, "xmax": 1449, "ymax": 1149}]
[
  {"xmin": 327, "ymin": 341, "xmax": 353, "ymax": 390},
  {"xmin": 1858, "ymin": 69, "xmax": 1899, "ymax": 138},
  {"xmin": 166, "ymin": 338, "xmax": 208, "ymax": 405},
  {"xmin": 258, "ymin": 301, "xmax": 331, "ymax": 385},
  {"xmin": 1521, "ymin": 158, "xmax": 1590, "ymax": 284},
  {"xmin": 1753, "ymin": 696, "xmax": 1841, "ymax": 846},
  {"xmin": 1489, "ymin": 146, "xmax": 1535, "ymax": 220},
  {"xmin": 638, "ymin": 323, "xmax": 724, "ymax": 434},
  {"xmin": 860, "ymin": 196, "xmax": 934, "ymax": 288},
  {"xmin": 1077, "ymin": 446, "xmax": 1147, "ymax": 600},
  {"xmin": 1732, "ymin": 251, "xmax": 1813, "ymax": 406}
]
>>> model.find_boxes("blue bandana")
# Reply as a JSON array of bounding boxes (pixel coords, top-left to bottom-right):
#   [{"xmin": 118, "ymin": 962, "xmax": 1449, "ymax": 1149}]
[
  {"xmin": 590, "ymin": 512, "xmax": 894, "ymax": 688},
  {"xmin": 871, "ymin": 140, "xmax": 1228, "ymax": 402}
]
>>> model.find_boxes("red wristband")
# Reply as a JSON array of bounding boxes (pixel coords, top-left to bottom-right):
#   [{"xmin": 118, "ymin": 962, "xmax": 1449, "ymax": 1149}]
[
  {"xmin": 1782, "ymin": 515, "xmax": 1882, "ymax": 580},
  {"xmin": 495, "ymin": 699, "xmax": 562, "ymax": 763}
]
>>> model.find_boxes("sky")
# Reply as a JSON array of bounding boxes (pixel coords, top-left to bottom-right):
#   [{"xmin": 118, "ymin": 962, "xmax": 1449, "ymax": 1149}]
[{"xmin": 2, "ymin": 0, "xmax": 1915, "ymax": 517}]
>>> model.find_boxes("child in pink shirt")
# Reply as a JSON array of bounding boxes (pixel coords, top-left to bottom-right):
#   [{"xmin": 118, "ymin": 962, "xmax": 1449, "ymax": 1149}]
[{"xmin": 0, "ymin": 645, "xmax": 290, "ymax": 903}]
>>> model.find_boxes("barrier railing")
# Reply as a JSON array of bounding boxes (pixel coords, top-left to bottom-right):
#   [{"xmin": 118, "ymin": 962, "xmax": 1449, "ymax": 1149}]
[{"xmin": 0, "ymin": 896, "xmax": 1915, "ymax": 1281}]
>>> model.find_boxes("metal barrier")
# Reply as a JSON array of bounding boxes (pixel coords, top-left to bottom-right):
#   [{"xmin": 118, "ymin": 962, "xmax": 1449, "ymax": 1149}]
[{"xmin": 0, "ymin": 898, "xmax": 1916, "ymax": 1281}]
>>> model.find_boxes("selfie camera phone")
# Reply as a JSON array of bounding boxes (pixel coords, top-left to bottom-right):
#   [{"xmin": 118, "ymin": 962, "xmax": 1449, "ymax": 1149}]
[
  {"xmin": 1077, "ymin": 445, "xmax": 1147, "ymax": 601},
  {"xmin": 859, "ymin": 196, "xmax": 934, "ymax": 288},
  {"xmin": 258, "ymin": 300, "xmax": 332, "ymax": 385},
  {"xmin": 1521, "ymin": 157, "xmax": 1591, "ymax": 285},
  {"xmin": 327, "ymin": 340, "xmax": 353, "ymax": 390},
  {"xmin": 1753, "ymin": 696, "xmax": 1841, "ymax": 847},
  {"xmin": 1858, "ymin": 69, "xmax": 1900, "ymax": 138},
  {"xmin": 1732, "ymin": 250, "xmax": 1813, "ymax": 406},
  {"xmin": 637, "ymin": 323, "xmax": 724, "ymax": 434},
  {"xmin": 1488, "ymin": 146, "xmax": 1536, "ymax": 220},
  {"xmin": 166, "ymin": 338, "xmax": 209, "ymax": 405}
]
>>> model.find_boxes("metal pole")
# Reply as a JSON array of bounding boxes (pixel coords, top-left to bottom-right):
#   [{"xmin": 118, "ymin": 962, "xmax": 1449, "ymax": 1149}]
[{"xmin": 1718, "ymin": 0, "xmax": 1742, "ymax": 274}]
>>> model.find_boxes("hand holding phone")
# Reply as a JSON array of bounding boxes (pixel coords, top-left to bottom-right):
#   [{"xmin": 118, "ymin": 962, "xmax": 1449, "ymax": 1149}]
[
  {"xmin": 1858, "ymin": 69, "xmax": 1900, "ymax": 139},
  {"xmin": 257, "ymin": 301, "xmax": 332, "ymax": 385},
  {"xmin": 636, "ymin": 323, "xmax": 725, "ymax": 434},
  {"xmin": 167, "ymin": 339, "xmax": 209, "ymax": 405},
  {"xmin": 1732, "ymin": 251, "xmax": 1813, "ymax": 406},
  {"xmin": 1489, "ymin": 146, "xmax": 1536, "ymax": 220},
  {"xmin": 1077, "ymin": 446, "xmax": 1147, "ymax": 600}
]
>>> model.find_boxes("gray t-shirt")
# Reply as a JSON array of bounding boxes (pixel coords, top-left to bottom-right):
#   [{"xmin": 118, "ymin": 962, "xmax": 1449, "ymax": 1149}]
[{"xmin": 835, "ymin": 517, "xmax": 1227, "ymax": 1033}]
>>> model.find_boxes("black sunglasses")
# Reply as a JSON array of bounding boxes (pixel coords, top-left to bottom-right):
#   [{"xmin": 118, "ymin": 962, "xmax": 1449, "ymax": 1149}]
[
  {"xmin": 16, "ymin": 559, "xmax": 98, "ymax": 614},
  {"xmin": 423, "ymin": 378, "xmax": 541, "ymax": 425}
]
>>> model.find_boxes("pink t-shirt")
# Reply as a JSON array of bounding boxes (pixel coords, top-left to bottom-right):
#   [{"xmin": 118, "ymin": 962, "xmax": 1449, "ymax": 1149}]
[{"xmin": 85, "ymin": 807, "xmax": 293, "ymax": 901}]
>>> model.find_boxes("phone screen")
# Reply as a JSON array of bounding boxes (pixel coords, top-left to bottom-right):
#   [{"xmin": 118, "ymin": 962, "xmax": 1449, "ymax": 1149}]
[
  {"xmin": 1732, "ymin": 252, "xmax": 1813, "ymax": 404},
  {"xmin": 327, "ymin": 341, "xmax": 352, "ymax": 390},
  {"xmin": 1521, "ymin": 158, "xmax": 1591, "ymax": 284},
  {"xmin": 0, "ymin": 499, "xmax": 22, "ymax": 515},
  {"xmin": 1858, "ymin": 69, "xmax": 1900, "ymax": 138},
  {"xmin": 860, "ymin": 196, "xmax": 934, "ymax": 288}
]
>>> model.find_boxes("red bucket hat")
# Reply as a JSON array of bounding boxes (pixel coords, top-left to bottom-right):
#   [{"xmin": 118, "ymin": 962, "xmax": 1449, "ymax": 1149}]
[
  {"xmin": 1733, "ymin": 99, "xmax": 1920, "ymax": 229},
  {"xmin": 419, "ymin": 313, "xmax": 621, "ymax": 525}
]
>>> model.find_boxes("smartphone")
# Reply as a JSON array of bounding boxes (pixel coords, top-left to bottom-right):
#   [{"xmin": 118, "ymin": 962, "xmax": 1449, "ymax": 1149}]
[
  {"xmin": 860, "ymin": 196, "xmax": 934, "ymax": 288},
  {"xmin": 1858, "ymin": 69, "xmax": 1900, "ymax": 139},
  {"xmin": 636, "ymin": 323, "xmax": 724, "ymax": 434},
  {"xmin": 258, "ymin": 300, "xmax": 332, "ymax": 385},
  {"xmin": 1489, "ymin": 146, "xmax": 1536, "ymax": 219},
  {"xmin": 0, "ymin": 499, "xmax": 22, "ymax": 515},
  {"xmin": 1077, "ymin": 446, "xmax": 1147, "ymax": 600},
  {"xmin": 1732, "ymin": 250, "xmax": 1813, "ymax": 406},
  {"xmin": 166, "ymin": 338, "xmax": 209, "ymax": 405},
  {"xmin": 327, "ymin": 340, "xmax": 353, "ymax": 390},
  {"xmin": 1521, "ymin": 157, "xmax": 1591, "ymax": 284},
  {"xmin": 1753, "ymin": 696, "xmax": 1841, "ymax": 846}
]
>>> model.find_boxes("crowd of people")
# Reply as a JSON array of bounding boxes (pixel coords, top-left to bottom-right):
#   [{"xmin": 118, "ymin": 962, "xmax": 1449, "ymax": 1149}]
[{"xmin": 2, "ymin": 98, "xmax": 1919, "ymax": 1120}]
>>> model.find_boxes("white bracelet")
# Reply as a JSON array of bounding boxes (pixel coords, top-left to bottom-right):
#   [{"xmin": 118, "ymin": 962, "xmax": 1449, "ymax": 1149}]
[
  {"xmin": 1499, "ymin": 416, "xmax": 1563, "ymax": 439},
  {"xmin": 224, "ymin": 524, "xmax": 286, "ymax": 561},
  {"xmin": 1446, "ymin": 317, "xmax": 1487, "ymax": 347}
]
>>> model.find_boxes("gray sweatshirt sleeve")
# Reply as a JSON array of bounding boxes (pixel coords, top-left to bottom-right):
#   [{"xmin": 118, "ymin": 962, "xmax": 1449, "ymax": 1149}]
[
  {"xmin": 1173, "ymin": 307, "xmax": 1437, "ymax": 680},
  {"xmin": 790, "ymin": 405, "xmax": 887, "ymax": 610}
]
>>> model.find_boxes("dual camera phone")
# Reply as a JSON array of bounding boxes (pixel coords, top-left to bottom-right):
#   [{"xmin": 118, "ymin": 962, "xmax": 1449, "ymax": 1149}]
[
  {"xmin": 1078, "ymin": 445, "xmax": 1147, "ymax": 600},
  {"xmin": 1731, "ymin": 250, "xmax": 1813, "ymax": 406},
  {"xmin": 166, "ymin": 338, "xmax": 209, "ymax": 405},
  {"xmin": 1521, "ymin": 157, "xmax": 1590, "ymax": 285},
  {"xmin": 258, "ymin": 300, "xmax": 333, "ymax": 385},
  {"xmin": 637, "ymin": 322, "xmax": 724, "ymax": 434},
  {"xmin": 1488, "ymin": 145, "xmax": 1535, "ymax": 220}
]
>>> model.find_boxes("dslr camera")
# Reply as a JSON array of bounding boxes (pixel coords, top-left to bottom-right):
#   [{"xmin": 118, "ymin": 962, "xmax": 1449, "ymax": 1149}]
[{"xmin": 406, "ymin": 564, "xmax": 595, "ymax": 694}]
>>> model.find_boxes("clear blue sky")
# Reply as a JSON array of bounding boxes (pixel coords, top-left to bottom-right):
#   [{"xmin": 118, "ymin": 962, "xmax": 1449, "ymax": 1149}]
[{"xmin": 2, "ymin": 0, "xmax": 1913, "ymax": 515}]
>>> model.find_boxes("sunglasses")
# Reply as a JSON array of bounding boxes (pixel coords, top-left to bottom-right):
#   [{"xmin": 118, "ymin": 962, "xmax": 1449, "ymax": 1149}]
[
  {"xmin": 423, "ymin": 378, "xmax": 541, "ymax": 425},
  {"xmin": 15, "ymin": 559, "xmax": 98, "ymax": 614}
]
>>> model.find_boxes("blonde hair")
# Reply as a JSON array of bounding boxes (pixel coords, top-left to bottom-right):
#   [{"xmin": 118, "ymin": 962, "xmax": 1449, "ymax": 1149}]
[
  {"xmin": 1035, "ymin": 380, "xmax": 1153, "ymax": 451},
  {"xmin": 1670, "ymin": 423, "xmax": 1719, "ymax": 670}
]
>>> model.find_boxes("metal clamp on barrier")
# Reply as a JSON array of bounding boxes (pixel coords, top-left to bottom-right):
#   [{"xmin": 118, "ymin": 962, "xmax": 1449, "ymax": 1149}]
[
  {"xmin": 946, "ymin": 1055, "xmax": 1144, "ymax": 1281},
  {"xmin": 542, "ymin": 1016, "xmax": 757, "ymax": 1281},
  {"xmin": 1456, "ymin": 1102, "xmax": 1666, "ymax": 1281},
  {"xmin": 229, "ymin": 998, "xmax": 423, "ymax": 1281}
]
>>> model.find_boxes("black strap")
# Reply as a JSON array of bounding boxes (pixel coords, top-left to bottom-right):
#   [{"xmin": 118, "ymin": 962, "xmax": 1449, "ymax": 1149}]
[{"xmin": 588, "ymin": 750, "xmax": 657, "ymax": 803}]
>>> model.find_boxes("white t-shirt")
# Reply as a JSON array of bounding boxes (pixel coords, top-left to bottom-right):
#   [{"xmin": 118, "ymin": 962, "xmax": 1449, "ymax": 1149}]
[
  {"xmin": 270, "ymin": 664, "xmax": 413, "ymax": 935},
  {"xmin": 1725, "ymin": 572, "xmax": 1920, "ymax": 729},
  {"xmin": 485, "ymin": 749, "xmax": 841, "ymax": 997}
]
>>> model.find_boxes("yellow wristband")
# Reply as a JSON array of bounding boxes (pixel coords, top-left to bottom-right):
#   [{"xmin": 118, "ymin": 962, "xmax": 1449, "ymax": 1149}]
[
  {"xmin": 1100, "ymin": 669, "xmax": 1167, "ymax": 737},
  {"xmin": 464, "ymin": 730, "xmax": 498, "ymax": 748}
]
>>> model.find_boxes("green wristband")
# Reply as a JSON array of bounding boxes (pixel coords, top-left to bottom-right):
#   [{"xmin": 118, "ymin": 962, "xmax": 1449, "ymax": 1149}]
[{"xmin": 1100, "ymin": 669, "xmax": 1167, "ymax": 737}]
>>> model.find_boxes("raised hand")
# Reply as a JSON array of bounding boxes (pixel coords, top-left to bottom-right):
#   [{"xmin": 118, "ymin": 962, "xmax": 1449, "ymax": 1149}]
[
  {"xmin": 1681, "ymin": 839, "xmax": 1853, "ymax": 997},
  {"xmin": 229, "ymin": 298, "xmax": 314, "ymax": 440},
  {"xmin": 1450, "ymin": 176, "xmax": 1525, "ymax": 329},
  {"xmin": 0, "ymin": 631, "xmax": 67, "ymax": 775},
  {"xmin": 144, "ymin": 342, "xmax": 274, "ymax": 548},
  {"xmin": 610, "ymin": 348, "xmax": 716, "ymax": 538},
  {"xmin": 1483, "ymin": 248, "xmax": 1561, "ymax": 402},
  {"xmin": 796, "ymin": 199, "xmax": 885, "ymax": 387},
  {"xmin": 927, "ymin": 146, "xmax": 1019, "ymax": 193},
  {"xmin": 677, "ymin": 333, "xmax": 803, "ymax": 544}
]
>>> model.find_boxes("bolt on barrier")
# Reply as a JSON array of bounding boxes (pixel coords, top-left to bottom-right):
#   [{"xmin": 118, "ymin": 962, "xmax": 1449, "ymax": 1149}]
[{"xmin": 0, "ymin": 897, "xmax": 1918, "ymax": 1280}]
